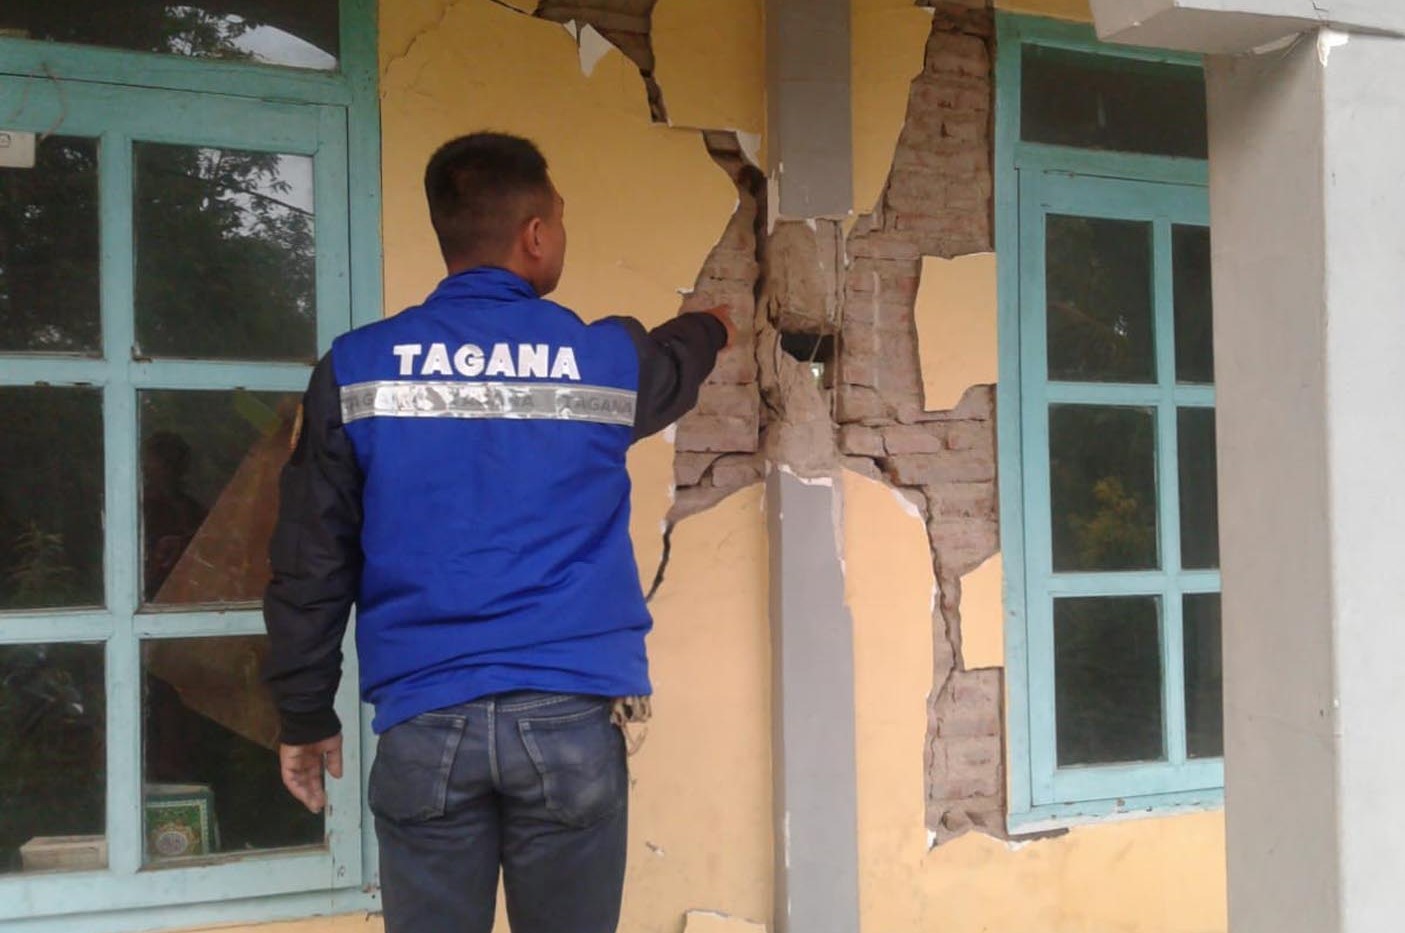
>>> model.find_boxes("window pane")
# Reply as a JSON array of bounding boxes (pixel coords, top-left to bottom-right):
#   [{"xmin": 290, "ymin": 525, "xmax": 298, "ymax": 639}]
[
  {"xmin": 1184, "ymin": 593, "xmax": 1223, "ymax": 759},
  {"xmin": 1021, "ymin": 45, "xmax": 1208, "ymax": 159},
  {"xmin": 0, "ymin": 387, "xmax": 104, "ymax": 610},
  {"xmin": 1, "ymin": 3, "xmax": 339, "ymax": 70},
  {"xmin": 1055, "ymin": 596, "xmax": 1164, "ymax": 766},
  {"xmin": 143, "ymin": 636, "xmax": 322, "ymax": 862},
  {"xmin": 1050, "ymin": 405, "xmax": 1159, "ymax": 572},
  {"xmin": 0, "ymin": 643, "xmax": 105, "ymax": 874},
  {"xmin": 135, "ymin": 144, "xmax": 316, "ymax": 362},
  {"xmin": 1174, "ymin": 225, "xmax": 1214, "ymax": 384},
  {"xmin": 1177, "ymin": 407, "xmax": 1219, "ymax": 570},
  {"xmin": 0, "ymin": 135, "xmax": 100, "ymax": 354},
  {"xmin": 140, "ymin": 389, "xmax": 300, "ymax": 606},
  {"xmin": 1046, "ymin": 215, "xmax": 1155, "ymax": 384}
]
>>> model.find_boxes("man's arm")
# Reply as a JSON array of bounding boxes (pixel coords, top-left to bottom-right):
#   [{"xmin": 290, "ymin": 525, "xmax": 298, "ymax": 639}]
[
  {"xmin": 262, "ymin": 354, "xmax": 363, "ymax": 811},
  {"xmin": 611, "ymin": 307, "xmax": 733, "ymax": 441}
]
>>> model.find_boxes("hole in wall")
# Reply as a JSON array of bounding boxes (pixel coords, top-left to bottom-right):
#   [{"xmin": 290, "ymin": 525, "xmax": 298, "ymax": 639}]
[{"xmin": 779, "ymin": 331, "xmax": 835, "ymax": 389}]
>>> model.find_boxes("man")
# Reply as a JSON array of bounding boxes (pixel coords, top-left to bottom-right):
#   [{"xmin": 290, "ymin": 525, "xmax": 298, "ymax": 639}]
[{"xmin": 263, "ymin": 132, "xmax": 732, "ymax": 933}]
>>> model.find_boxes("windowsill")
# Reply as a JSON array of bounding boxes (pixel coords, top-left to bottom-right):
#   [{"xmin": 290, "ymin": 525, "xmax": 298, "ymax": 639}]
[{"xmin": 1007, "ymin": 787, "xmax": 1225, "ymax": 836}]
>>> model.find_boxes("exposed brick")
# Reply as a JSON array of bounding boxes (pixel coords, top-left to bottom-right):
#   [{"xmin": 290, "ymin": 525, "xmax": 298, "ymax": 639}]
[
  {"xmin": 950, "ymin": 669, "xmax": 1002, "ymax": 708},
  {"xmin": 707, "ymin": 344, "xmax": 759, "ymax": 385},
  {"xmin": 944, "ymin": 420, "xmax": 992, "ymax": 451},
  {"xmin": 887, "ymin": 451, "xmax": 995, "ymax": 486},
  {"xmin": 674, "ymin": 452, "xmax": 716, "ymax": 487},
  {"xmin": 711, "ymin": 453, "xmax": 764, "ymax": 489},
  {"xmin": 935, "ymin": 700, "xmax": 1000, "ymax": 739},
  {"xmin": 835, "ymin": 385, "xmax": 891, "ymax": 424},
  {"xmin": 839, "ymin": 424, "xmax": 885, "ymax": 458},
  {"xmin": 674, "ymin": 411, "xmax": 759, "ymax": 454},
  {"xmin": 925, "ymin": 482, "xmax": 996, "ymax": 520},
  {"xmin": 699, "ymin": 383, "xmax": 760, "ymax": 420},
  {"xmin": 883, "ymin": 424, "xmax": 947, "ymax": 455}
]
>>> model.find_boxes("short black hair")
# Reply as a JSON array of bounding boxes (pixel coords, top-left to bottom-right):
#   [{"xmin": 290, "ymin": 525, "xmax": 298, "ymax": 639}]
[{"xmin": 424, "ymin": 132, "xmax": 554, "ymax": 265}]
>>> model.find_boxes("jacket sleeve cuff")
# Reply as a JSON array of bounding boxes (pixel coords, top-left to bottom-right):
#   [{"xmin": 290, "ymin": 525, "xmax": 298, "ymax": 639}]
[
  {"xmin": 278, "ymin": 707, "xmax": 343, "ymax": 746},
  {"xmin": 691, "ymin": 312, "xmax": 729, "ymax": 353}
]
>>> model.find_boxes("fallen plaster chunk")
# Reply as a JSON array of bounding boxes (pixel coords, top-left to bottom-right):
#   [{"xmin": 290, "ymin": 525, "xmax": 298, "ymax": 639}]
[
  {"xmin": 578, "ymin": 24, "xmax": 613, "ymax": 77},
  {"xmin": 1318, "ymin": 28, "xmax": 1349, "ymax": 66},
  {"xmin": 683, "ymin": 911, "xmax": 768, "ymax": 933}
]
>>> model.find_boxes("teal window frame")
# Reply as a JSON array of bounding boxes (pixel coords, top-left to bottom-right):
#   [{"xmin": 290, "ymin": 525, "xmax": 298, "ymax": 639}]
[
  {"xmin": 995, "ymin": 12, "xmax": 1224, "ymax": 832},
  {"xmin": 0, "ymin": 2, "xmax": 384, "ymax": 928}
]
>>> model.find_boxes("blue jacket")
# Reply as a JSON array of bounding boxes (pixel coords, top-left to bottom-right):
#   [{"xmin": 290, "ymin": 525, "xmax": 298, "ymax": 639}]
[{"xmin": 263, "ymin": 267, "xmax": 728, "ymax": 741}]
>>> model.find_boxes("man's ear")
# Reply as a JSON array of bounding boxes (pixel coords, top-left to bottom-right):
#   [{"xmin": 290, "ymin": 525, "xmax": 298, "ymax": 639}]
[{"xmin": 522, "ymin": 216, "xmax": 545, "ymax": 259}]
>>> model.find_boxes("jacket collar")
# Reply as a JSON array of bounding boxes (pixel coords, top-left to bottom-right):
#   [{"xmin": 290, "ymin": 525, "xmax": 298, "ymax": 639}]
[{"xmin": 427, "ymin": 266, "xmax": 538, "ymax": 303}]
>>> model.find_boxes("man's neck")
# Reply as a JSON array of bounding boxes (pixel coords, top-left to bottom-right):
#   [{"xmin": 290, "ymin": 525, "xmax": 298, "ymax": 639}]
[{"xmin": 446, "ymin": 256, "xmax": 540, "ymax": 295}]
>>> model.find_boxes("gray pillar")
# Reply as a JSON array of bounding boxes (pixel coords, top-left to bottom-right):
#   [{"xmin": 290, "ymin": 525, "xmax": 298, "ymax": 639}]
[
  {"xmin": 1092, "ymin": 3, "xmax": 1405, "ymax": 930},
  {"xmin": 767, "ymin": 471, "xmax": 861, "ymax": 933},
  {"xmin": 1209, "ymin": 32, "xmax": 1405, "ymax": 932},
  {"xmin": 765, "ymin": 0, "xmax": 853, "ymax": 218}
]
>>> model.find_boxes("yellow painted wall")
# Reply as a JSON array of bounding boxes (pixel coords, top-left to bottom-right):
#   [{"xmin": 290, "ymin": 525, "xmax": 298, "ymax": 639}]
[
  {"xmin": 995, "ymin": 0, "xmax": 1093, "ymax": 22},
  {"xmin": 851, "ymin": 0, "xmax": 931, "ymax": 214},
  {"xmin": 653, "ymin": 0, "xmax": 765, "ymax": 140},
  {"xmin": 843, "ymin": 470, "xmax": 1227, "ymax": 933}
]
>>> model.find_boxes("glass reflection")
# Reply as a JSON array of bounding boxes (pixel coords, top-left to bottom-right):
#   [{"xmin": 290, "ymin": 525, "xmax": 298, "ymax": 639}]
[
  {"xmin": 0, "ymin": 643, "xmax": 105, "ymax": 874},
  {"xmin": 0, "ymin": 2, "xmax": 339, "ymax": 71},
  {"xmin": 135, "ymin": 144, "xmax": 316, "ymax": 362},
  {"xmin": 141, "ymin": 389, "xmax": 299, "ymax": 606}
]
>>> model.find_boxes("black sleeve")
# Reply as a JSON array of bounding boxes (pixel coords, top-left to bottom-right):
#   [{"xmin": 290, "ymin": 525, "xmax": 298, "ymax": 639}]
[
  {"xmin": 262, "ymin": 353, "xmax": 364, "ymax": 746},
  {"xmin": 610, "ymin": 312, "xmax": 729, "ymax": 441}
]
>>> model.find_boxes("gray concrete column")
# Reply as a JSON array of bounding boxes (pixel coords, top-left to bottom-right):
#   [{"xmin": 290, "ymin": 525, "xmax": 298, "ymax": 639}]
[
  {"xmin": 1209, "ymin": 32, "xmax": 1405, "ymax": 932},
  {"xmin": 765, "ymin": 0, "xmax": 852, "ymax": 218},
  {"xmin": 1093, "ymin": 3, "xmax": 1405, "ymax": 930},
  {"xmin": 766, "ymin": 471, "xmax": 860, "ymax": 933}
]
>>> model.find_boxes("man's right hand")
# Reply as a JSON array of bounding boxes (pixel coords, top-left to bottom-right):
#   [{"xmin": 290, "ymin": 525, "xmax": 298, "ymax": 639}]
[
  {"xmin": 701, "ymin": 305, "xmax": 736, "ymax": 349},
  {"xmin": 279, "ymin": 733, "xmax": 344, "ymax": 814}
]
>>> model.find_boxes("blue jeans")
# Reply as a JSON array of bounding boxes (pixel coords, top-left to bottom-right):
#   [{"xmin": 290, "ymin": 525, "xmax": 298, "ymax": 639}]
[{"xmin": 369, "ymin": 692, "xmax": 629, "ymax": 933}]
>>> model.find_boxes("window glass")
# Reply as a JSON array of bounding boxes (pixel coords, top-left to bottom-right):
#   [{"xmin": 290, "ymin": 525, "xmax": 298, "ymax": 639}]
[
  {"xmin": 1049, "ymin": 404, "xmax": 1160, "ymax": 572},
  {"xmin": 1055, "ymin": 596, "xmax": 1164, "ymax": 766},
  {"xmin": 1046, "ymin": 215, "xmax": 1156, "ymax": 384},
  {"xmin": 140, "ymin": 389, "xmax": 300, "ymax": 607},
  {"xmin": 0, "ymin": 642, "xmax": 105, "ymax": 874},
  {"xmin": 1022, "ymin": 45, "xmax": 1208, "ymax": 159},
  {"xmin": 1, "ymin": 2, "xmax": 339, "ymax": 71},
  {"xmin": 1184, "ymin": 593, "xmax": 1224, "ymax": 759},
  {"xmin": 0, "ymin": 135, "xmax": 100, "ymax": 354},
  {"xmin": 135, "ymin": 144, "xmax": 317, "ymax": 362},
  {"xmin": 143, "ymin": 636, "xmax": 323, "ymax": 863},
  {"xmin": 1174, "ymin": 224, "xmax": 1214, "ymax": 384},
  {"xmin": 1178, "ymin": 407, "xmax": 1220, "ymax": 570},
  {"xmin": 0, "ymin": 387, "xmax": 104, "ymax": 611}
]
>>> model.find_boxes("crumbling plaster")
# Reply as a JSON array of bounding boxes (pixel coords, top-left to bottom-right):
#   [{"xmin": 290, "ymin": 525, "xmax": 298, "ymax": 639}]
[
  {"xmin": 845, "ymin": 470, "xmax": 1227, "ymax": 933},
  {"xmin": 672, "ymin": 0, "xmax": 1006, "ymax": 841}
]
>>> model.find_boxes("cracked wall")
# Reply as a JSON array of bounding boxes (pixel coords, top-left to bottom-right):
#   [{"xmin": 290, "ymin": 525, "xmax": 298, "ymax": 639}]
[{"xmin": 666, "ymin": 0, "xmax": 1006, "ymax": 843}]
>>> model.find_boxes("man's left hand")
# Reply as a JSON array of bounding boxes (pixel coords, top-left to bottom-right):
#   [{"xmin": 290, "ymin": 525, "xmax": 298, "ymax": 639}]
[{"xmin": 279, "ymin": 733, "xmax": 344, "ymax": 814}]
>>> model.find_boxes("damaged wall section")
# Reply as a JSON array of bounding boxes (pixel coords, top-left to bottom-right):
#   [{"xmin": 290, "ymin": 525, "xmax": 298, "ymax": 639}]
[{"xmin": 669, "ymin": 0, "xmax": 1005, "ymax": 843}]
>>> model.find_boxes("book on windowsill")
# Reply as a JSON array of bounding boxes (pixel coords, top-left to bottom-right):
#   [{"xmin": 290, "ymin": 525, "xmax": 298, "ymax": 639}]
[{"xmin": 144, "ymin": 783, "xmax": 219, "ymax": 860}]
